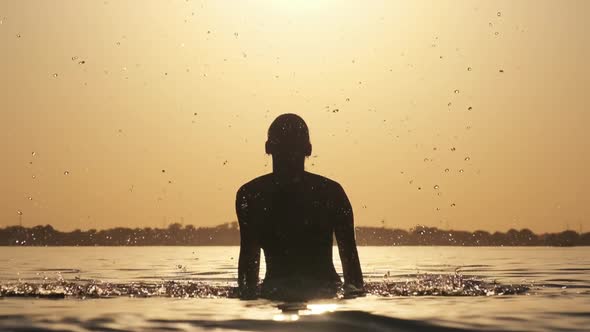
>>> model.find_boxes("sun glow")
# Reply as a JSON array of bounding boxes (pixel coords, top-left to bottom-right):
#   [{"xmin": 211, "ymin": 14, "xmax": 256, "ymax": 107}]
[
  {"xmin": 305, "ymin": 303, "xmax": 339, "ymax": 315},
  {"xmin": 272, "ymin": 313, "xmax": 300, "ymax": 322}
]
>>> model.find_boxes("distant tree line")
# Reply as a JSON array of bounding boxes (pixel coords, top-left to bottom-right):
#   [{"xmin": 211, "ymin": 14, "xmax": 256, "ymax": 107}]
[
  {"xmin": 0, "ymin": 223, "xmax": 589, "ymax": 246},
  {"xmin": 354, "ymin": 226, "xmax": 590, "ymax": 246}
]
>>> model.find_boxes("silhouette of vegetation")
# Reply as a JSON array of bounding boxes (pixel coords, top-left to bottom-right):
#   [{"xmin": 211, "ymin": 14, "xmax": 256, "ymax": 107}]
[{"xmin": 0, "ymin": 223, "xmax": 588, "ymax": 246}]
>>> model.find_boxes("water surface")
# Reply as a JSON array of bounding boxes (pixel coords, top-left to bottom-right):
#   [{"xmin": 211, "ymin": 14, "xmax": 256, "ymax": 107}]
[{"xmin": 1, "ymin": 247, "xmax": 589, "ymax": 331}]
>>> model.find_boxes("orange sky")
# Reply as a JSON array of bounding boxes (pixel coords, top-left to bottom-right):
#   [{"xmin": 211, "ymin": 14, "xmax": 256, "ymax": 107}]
[{"xmin": 1, "ymin": 0, "xmax": 588, "ymax": 233}]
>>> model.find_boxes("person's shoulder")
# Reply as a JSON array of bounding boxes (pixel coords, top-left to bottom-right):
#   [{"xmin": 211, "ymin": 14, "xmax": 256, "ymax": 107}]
[
  {"xmin": 237, "ymin": 173, "xmax": 274, "ymax": 195},
  {"xmin": 304, "ymin": 172, "xmax": 344, "ymax": 191}
]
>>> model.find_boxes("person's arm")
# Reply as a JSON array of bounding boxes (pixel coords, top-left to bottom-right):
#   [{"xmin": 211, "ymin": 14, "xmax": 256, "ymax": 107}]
[
  {"xmin": 334, "ymin": 184, "xmax": 364, "ymax": 291},
  {"xmin": 236, "ymin": 186, "xmax": 260, "ymax": 299}
]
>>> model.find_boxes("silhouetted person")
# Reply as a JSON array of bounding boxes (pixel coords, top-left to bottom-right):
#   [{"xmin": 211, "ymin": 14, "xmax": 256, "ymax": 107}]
[{"xmin": 236, "ymin": 113, "xmax": 363, "ymax": 300}]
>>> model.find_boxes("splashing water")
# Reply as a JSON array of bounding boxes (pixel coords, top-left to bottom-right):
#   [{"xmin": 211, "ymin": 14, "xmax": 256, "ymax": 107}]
[{"xmin": 0, "ymin": 273, "xmax": 529, "ymax": 299}]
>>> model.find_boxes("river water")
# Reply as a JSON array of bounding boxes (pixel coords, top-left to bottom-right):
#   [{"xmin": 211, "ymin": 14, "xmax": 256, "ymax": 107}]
[{"xmin": 0, "ymin": 247, "xmax": 589, "ymax": 331}]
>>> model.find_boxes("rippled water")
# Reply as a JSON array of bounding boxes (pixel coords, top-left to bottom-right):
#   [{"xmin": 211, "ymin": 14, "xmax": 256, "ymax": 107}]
[{"xmin": 0, "ymin": 247, "xmax": 589, "ymax": 331}]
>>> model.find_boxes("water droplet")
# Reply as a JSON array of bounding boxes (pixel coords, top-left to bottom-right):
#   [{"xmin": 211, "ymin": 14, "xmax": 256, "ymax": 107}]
[
  {"xmin": 161, "ymin": 169, "xmax": 166, "ymax": 173},
  {"xmin": 32, "ymin": 175, "xmax": 36, "ymax": 179},
  {"xmin": 418, "ymin": 187, "xmax": 422, "ymax": 190},
  {"xmin": 467, "ymin": 106, "xmax": 473, "ymax": 111},
  {"xmin": 332, "ymin": 109, "xmax": 339, "ymax": 113},
  {"xmin": 451, "ymin": 203, "xmax": 456, "ymax": 207},
  {"xmin": 499, "ymin": 69, "xmax": 504, "ymax": 73},
  {"xmin": 72, "ymin": 56, "xmax": 78, "ymax": 61},
  {"xmin": 27, "ymin": 197, "xmax": 32, "ymax": 201},
  {"xmin": 454, "ymin": 89, "xmax": 460, "ymax": 94},
  {"xmin": 424, "ymin": 158, "xmax": 430, "ymax": 162},
  {"xmin": 63, "ymin": 170, "xmax": 70, "ymax": 175},
  {"xmin": 444, "ymin": 168, "xmax": 450, "ymax": 172},
  {"xmin": 497, "ymin": 11, "xmax": 502, "ymax": 17},
  {"xmin": 464, "ymin": 156, "xmax": 470, "ymax": 161},
  {"xmin": 346, "ymin": 98, "xmax": 350, "ymax": 102},
  {"xmin": 16, "ymin": 33, "xmax": 21, "ymax": 38},
  {"xmin": 17, "ymin": 210, "xmax": 23, "ymax": 216},
  {"xmin": 450, "ymin": 147, "xmax": 456, "ymax": 151},
  {"xmin": 494, "ymin": 31, "xmax": 499, "ymax": 36},
  {"xmin": 31, "ymin": 152, "xmax": 36, "ymax": 157},
  {"xmin": 116, "ymin": 41, "xmax": 121, "ymax": 46},
  {"xmin": 459, "ymin": 169, "xmax": 464, "ymax": 173},
  {"xmin": 78, "ymin": 60, "xmax": 86, "ymax": 65},
  {"xmin": 434, "ymin": 185, "xmax": 440, "ymax": 190},
  {"xmin": 52, "ymin": 73, "xmax": 58, "ymax": 78},
  {"xmin": 447, "ymin": 102, "xmax": 452, "ymax": 107},
  {"xmin": 467, "ymin": 67, "xmax": 472, "ymax": 71},
  {"xmin": 233, "ymin": 32, "xmax": 238, "ymax": 38}
]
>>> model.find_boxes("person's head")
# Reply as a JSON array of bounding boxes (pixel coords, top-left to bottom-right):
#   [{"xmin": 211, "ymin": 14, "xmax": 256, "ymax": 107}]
[{"xmin": 265, "ymin": 113, "xmax": 312, "ymax": 158}]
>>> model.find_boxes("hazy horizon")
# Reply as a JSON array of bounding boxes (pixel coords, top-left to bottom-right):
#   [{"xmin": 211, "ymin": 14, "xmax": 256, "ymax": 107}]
[
  {"xmin": 1, "ymin": 220, "xmax": 587, "ymax": 235},
  {"xmin": 1, "ymin": 0, "xmax": 589, "ymax": 233}
]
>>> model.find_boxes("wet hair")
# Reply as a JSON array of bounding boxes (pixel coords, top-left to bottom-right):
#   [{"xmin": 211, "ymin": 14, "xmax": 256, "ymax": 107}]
[{"xmin": 265, "ymin": 113, "xmax": 312, "ymax": 156}]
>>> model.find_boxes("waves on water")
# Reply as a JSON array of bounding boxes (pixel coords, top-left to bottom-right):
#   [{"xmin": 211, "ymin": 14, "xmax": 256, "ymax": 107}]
[{"xmin": 0, "ymin": 310, "xmax": 483, "ymax": 332}]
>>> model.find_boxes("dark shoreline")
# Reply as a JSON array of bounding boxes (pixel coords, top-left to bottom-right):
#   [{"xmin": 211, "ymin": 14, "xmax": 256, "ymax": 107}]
[{"xmin": 1, "ymin": 223, "xmax": 588, "ymax": 247}]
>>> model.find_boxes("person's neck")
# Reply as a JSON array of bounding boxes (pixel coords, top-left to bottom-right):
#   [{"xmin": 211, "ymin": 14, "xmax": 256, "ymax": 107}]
[{"xmin": 272, "ymin": 154, "xmax": 305, "ymax": 182}]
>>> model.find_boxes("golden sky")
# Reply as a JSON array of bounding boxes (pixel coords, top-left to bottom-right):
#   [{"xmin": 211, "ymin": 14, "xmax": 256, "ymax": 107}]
[{"xmin": 1, "ymin": 0, "xmax": 588, "ymax": 233}]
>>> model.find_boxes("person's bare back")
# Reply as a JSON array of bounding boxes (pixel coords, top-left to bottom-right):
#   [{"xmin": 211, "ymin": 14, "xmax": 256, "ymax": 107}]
[{"xmin": 236, "ymin": 114, "xmax": 363, "ymax": 300}]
